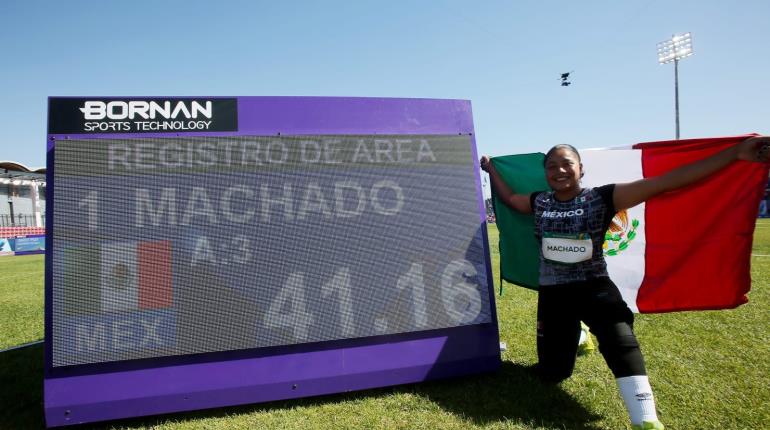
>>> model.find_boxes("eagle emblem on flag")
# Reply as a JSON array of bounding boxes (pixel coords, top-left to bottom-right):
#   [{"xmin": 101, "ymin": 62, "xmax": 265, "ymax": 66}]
[{"xmin": 603, "ymin": 210, "xmax": 640, "ymax": 256}]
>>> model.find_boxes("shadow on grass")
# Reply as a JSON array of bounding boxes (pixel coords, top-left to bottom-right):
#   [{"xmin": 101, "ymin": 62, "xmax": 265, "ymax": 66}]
[
  {"xmin": 1, "ymin": 345, "xmax": 601, "ymax": 430},
  {"xmin": 0, "ymin": 343, "xmax": 45, "ymax": 429},
  {"xmin": 416, "ymin": 361, "xmax": 605, "ymax": 430}
]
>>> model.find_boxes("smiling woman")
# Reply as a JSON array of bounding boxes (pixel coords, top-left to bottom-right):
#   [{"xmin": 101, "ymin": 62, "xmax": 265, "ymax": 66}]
[
  {"xmin": 543, "ymin": 144, "xmax": 584, "ymax": 197},
  {"xmin": 480, "ymin": 135, "xmax": 770, "ymax": 430}
]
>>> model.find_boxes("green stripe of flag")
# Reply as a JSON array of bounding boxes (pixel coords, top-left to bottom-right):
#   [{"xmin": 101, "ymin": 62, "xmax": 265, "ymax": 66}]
[
  {"xmin": 491, "ymin": 153, "xmax": 550, "ymax": 291},
  {"xmin": 62, "ymin": 245, "xmax": 102, "ymax": 315}
]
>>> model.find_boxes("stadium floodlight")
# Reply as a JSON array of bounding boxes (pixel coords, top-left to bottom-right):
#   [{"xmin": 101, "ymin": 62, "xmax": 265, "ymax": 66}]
[{"xmin": 657, "ymin": 32, "xmax": 694, "ymax": 139}]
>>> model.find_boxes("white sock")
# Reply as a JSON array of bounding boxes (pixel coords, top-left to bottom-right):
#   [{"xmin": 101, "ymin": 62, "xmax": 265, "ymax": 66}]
[{"xmin": 616, "ymin": 375, "xmax": 659, "ymax": 425}]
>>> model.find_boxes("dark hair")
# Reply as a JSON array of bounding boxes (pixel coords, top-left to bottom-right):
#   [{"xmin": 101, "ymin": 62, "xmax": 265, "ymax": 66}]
[{"xmin": 544, "ymin": 144, "xmax": 581, "ymax": 167}]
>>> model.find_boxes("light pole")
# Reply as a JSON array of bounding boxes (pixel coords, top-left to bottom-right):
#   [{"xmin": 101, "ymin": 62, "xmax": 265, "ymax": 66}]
[{"xmin": 657, "ymin": 32, "xmax": 693, "ymax": 140}]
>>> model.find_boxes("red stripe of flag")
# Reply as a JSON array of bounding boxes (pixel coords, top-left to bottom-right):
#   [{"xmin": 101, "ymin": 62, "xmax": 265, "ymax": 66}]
[
  {"xmin": 634, "ymin": 135, "xmax": 768, "ymax": 312},
  {"xmin": 138, "ymin": 240, "xmax": 173, "ymax": 309}
]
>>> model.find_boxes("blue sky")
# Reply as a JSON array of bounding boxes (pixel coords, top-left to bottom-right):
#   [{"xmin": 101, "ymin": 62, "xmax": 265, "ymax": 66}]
[{"xmin": 2, "ymin": 0, "xmax": 768, "ymax": 169}]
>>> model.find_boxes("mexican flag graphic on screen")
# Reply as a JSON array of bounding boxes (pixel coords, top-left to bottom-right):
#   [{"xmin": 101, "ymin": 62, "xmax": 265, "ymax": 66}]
[{"xmin": 62, "ymin": 240, "xmax": 173, "ymax": 315}]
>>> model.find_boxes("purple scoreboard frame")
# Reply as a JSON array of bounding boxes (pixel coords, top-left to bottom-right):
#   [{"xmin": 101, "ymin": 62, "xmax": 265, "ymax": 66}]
[{"xmin": 44, "ymin": 96, "xmax": 500, "ymax": 427}]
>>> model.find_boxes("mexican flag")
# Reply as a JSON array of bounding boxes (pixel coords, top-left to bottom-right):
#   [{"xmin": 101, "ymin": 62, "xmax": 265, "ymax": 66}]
[
  {"xmin": 62, "ymin": 240, "xmax": 173, "ymax": 314},
  {"xmin": 491, "ymin": 135, "xmax": 769, "ymax": 313}
]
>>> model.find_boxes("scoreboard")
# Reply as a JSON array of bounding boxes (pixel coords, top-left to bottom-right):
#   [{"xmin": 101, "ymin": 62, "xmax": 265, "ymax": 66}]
[{"xmin": 44, "ymin": 97, "xmax": 500, "ymax": 426}]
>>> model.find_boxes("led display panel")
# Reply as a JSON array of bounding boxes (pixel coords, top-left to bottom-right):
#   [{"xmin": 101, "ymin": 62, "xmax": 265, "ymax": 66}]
[
  {"xmin": 51, "ymin": 135, "xmax": 492, "ymax": 367},
  {"xmin": 44, "ymin": 97, "xmax": 499, "ymax": 427}
]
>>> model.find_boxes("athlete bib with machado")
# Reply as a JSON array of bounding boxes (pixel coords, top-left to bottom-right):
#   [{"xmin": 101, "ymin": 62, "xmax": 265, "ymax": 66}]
[{"xmin": 542, "ymin": 232, "xmax": 593, "ymax": 264}]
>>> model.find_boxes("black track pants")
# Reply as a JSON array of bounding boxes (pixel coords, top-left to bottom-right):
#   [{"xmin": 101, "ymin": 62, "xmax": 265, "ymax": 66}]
[{"xmin": 536, "ymin": 277, "xmax": 647, "ymax": 382}]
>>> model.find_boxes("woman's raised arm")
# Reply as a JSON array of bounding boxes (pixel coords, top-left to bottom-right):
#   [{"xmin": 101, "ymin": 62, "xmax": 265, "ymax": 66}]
[
  {"xmin": 613, "ymin": 136, "xmax": 770, "ymax": 211},
  {"xmin": 480, "ymin": 155, "xmax": 533, "ymax": 214}
]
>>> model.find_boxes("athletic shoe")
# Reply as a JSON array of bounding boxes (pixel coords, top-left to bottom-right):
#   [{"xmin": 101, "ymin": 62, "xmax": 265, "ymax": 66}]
[{"xmin": 577, "ymin": 322, "xmax": 595, "ymax": 356}]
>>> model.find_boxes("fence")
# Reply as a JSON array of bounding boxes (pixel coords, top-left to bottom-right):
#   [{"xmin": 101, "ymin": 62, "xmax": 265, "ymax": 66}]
[{"xmin": 0, "ymin": 214, "xmax": 44, "ymax": 227}]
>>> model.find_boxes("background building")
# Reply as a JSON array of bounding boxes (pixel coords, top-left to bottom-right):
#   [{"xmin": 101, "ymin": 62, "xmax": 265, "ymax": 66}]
[{"xmin": 1, "ymin": 161, "xmax": 46, "ymax": 237}]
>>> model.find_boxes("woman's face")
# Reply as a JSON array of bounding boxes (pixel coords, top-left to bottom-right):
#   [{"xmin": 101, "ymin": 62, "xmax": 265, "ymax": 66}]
[{"xmin": 544, "ymin": 148, "xmax": 582, "ymax": 193}]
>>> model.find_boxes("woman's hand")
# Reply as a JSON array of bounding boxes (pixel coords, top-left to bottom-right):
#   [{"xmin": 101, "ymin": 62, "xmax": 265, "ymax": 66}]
[
  {"xmin": 738, "ymin": 136, "xmax": 770, "ymax": 163},
  {"xmin": 480, "ymin": 155, "xmax": 491, "ymax": 172}
]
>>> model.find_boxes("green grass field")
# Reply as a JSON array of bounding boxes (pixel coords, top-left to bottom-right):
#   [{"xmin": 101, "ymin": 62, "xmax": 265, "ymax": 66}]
[{"xmin": 2, "ymin": 220, "xmax": 769, "ymax": 429}]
